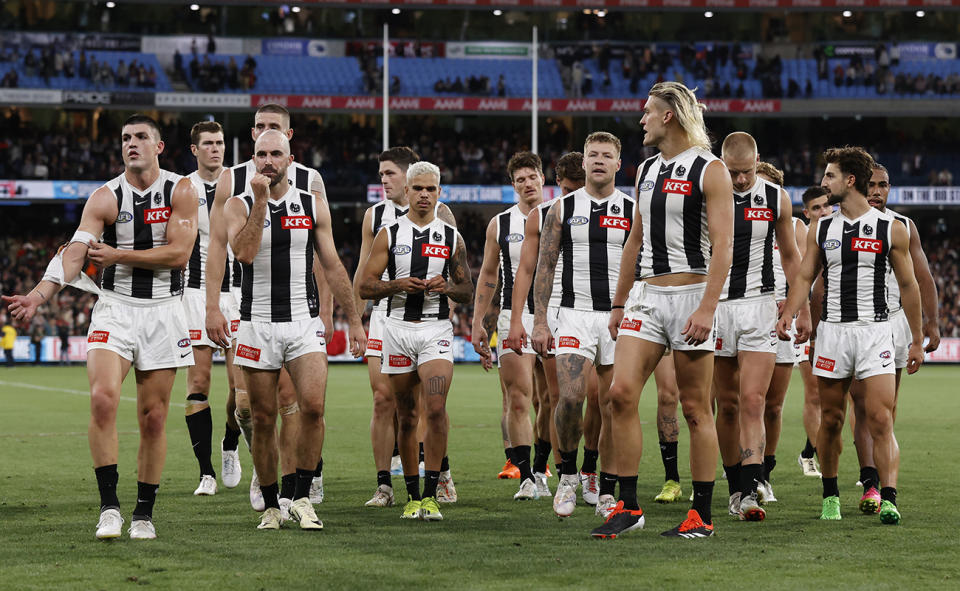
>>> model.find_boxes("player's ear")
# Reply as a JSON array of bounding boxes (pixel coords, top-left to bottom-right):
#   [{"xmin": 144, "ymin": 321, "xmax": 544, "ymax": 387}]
[{"xmin": 156, "ymin": 140, "xmax": 165, "ymax": 155}]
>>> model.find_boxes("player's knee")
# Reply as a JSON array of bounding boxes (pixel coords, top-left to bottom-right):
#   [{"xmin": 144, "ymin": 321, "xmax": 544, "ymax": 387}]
[
  {"xmin": 89, "ymin": 389, "xmax": 119, "ymax": 425},
  {"xmin": 764, "ymin": 403, "xmax": 783, "ymax": 425},
  {"xmin": 138, "ymin": 406, "xmax": 167, "ymax": 439},
  {"xmin": 716, "ymin": 397, "xmax": 739, "ymax": 424},
  {"xmin": 820, "ymin": 408, "xmax": 845, "ymax": 433},
  {"xmin": 298, "ymin": 398, "xmax": 324, "ymax": 421},
  {"xmin": 372, "ymin": 388, "xmax": 395, "ymax": 418},
  {"xmin": 397, "ymin": 408, "xmax": 418, "ymax": 432},
  {"xmin": 681, "ymin": 404, "xmax": 711, "ymax": 430},
  {"xmin": 739, "ymin": 390, "xmax": 765, "ymax": 419},
  {"xmin": 251, "ymin": 406, "xmax": 276, "ymax": 428},
  {"xmin": 656, "ymin": 385, "xmax": 680, "ymax": 406},
  {"xmin": 867, "ymin": 408, "xmax": 893, "ymax": 436}
]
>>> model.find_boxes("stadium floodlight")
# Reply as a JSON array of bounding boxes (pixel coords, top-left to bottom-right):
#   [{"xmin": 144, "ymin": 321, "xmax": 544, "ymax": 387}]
[
  {"xmin": 597, "ymin": 9, "xmax": 607, "ymax": 17},
  {"xmin": 704, "ymin": 11, "xmax": 714, "ymax": 17},
  {"xmin": 392, "ymin": 7, "xmax": 400, "ymax": 14},
  {"xmin": 190, "ymin": 3, "xmax": 199, "ymax": 10},
  {"xmin": 842, "ymin": 10, "xmax": 852, "ymax": 17},
  {"xmin": 493, "ymin": 9, "xmax": 502, "ymax": 16},
  {"xmin": 916, "ymin": 10, "xmax": 925, "ymax": 17},
  {"xmin": 106, "ymin": 1, "xmax": 116, "ymax": 7},
  {"xmin": 292, "ymin": 5, "xmax": 301, "ymax": 12}
]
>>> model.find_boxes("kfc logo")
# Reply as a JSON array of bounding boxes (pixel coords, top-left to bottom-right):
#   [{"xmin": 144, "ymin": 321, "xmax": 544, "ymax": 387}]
[
  {"xmin": 189, "ymin": 330, "xmax": 202, "ymax": 341},
  {"xmin": 281, "ymin": 216, "xmax": 314, "ymax": 230},
  {"xmin": 815, "ymin": 356, "xmax": 836, "ymax": 372},
  {"xmin": 619, "ymin": 318, "xmax": 642, "ymax": 331},
  {"xmin": 662, "ymin": 179, "xmax": 692, "ymax": 195},
  {"xmin": 422, "ymin": 244, "xmax": 450, "ymax": 258},
  {"xmin": 558, "ymin": 336, "xmax": 580, "ymax": 349},
  {"xmin": 367, "ymin": 339, "xmax": 382, "ymax": 351},
  {"xmin": 744, "ymin": 208, "xmax": 773, "ymax": 221},
  {"xmin": 236, "ymin": 344, "xmax": 261, "ymax": 361},
  {"xmin": 851, "ymin": 238, "xmax": 882, "ymax": 253},
  {"xmin": 88, "ymin": 330, "xmax": 110, "ymax": 343},
  {"xmin": 389, "ymin": 354, "xmax": 412, "ymax": 367},
  {"xmin": 144, "ymin": 207, "xmax": 171, "ymax": 223},
  {"xmin": 600, "ymin": 216, "xmax": 631, "ymax": 231}
]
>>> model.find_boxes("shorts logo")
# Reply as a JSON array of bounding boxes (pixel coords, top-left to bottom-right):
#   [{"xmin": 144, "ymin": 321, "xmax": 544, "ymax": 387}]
[
  {"xmin": 177, "ymin": 338, "xmax": 191, "ymax": 348},
  {"xmin": 116, "ymin": 211, "xmax": 133, "ymax": 223},
  {"xmin": 851, "ymin": 238, "xmax": 882, "ymax": 253},
  {"xmin": 599, "ymin": 216, "xmax": 631, "ymax": 231},
  {"xmin": 88, "ymin": 330, "xmax": 109, "ymax": 343},
  {"xmin": 422, "ymin": 244, "xmax": 450, "ymax": 258},
  {"xmin": 391, "ymin": 245, "xmax": 412, "ymax": 255},
  {"xmin": 715, "ymin": 337, "xmax": 723, "ymax": 351},
  {"xmin": 438, "ymin": 339, "xmax": 451, "ymax": 347},
  {"xmin": 662, "ymin": 179, "xmax": 692, "ymax": 195},
  {"xmin": 822, "ymin": 239, "xmax": 841, "ymax": 250},
  {"xmin": 281, "ymin": 216, "xmax": 313, "ymax": 229},
  {"xmin": 389, "ymin": 354, "xmax": 412, "ymax": 367},
  {"xmin": 230, "ymin": 320, "xmax": 240, "ymax": 332},
  {"xmin": 619, "ymin": 318, "xmax": 642, "ymax": 331},
  {"xmin": 367, "ymin": 339, "xmax": 382, "ymax": 351},
  {"xmin": 189, "ymin": 330, "xmax": 202, "ymax": 341},
  {"xmin": 804, "ymin": 345, "xmax": 810, "ymax": 355},
  {"xmin": 236, "ymin": 344, "xmax": 261, "ymax": 361},
  {"xmin": 505, "ymin": 233, "xmax": 524, "ymax": 243},
  {"xmin": 815, "ymin": 356, "xmax": 836, "ymax": 372},
  {"xmin": 316, "ymin": 330, "xmax": 324, "ymax": 338},
  {"xmin": 558, "ymin": 336, "xmax": 580, "ymax": 349},
  {"xmin": 567, "ymin": 216, "xmax": 589, "ymax": 226},
  {"xmin": 769, "ymin": 331, "xmax": 777, "ymax": 339},
  {"xmin": 744, "ymin": 208, "xmax": 773, "ymax": 221},
  {"xmin": 144, "ymin": 207, "xmax": 171, "ymax": 224},
  {"xmin": 639, "ymin": 180, "xmax": 655, "ymax": 192},
  {"xmin": 880, "ymin": 350, "xmax": 892, "ymax": 359}
]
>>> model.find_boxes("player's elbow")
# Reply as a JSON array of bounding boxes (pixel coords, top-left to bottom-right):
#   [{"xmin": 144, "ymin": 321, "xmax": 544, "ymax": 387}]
[
  {"xmin": 358, "ymin": 281, "xmax": 375, "ymax": 300},
  {"xmin": 234, "ymin": 249, "xmax": 256, "ymax": 266}
]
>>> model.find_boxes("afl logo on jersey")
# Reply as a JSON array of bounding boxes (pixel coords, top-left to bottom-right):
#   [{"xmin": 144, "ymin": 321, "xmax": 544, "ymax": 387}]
[
  {"xmin": 391, "ymin": 245, "xmax": 412, "ymax": 255},
  {"xmin": 505, "ymin": 233, "xmax": 524, "ymax": 243},
  {"xmin": 639, "ymin": 180, "xmax": 655, "ymax": 192},
  {"xmin": 263, "ymin": 218, "xmax": 271, "ymax": 228},
  {"xmin": 567, "ymin": 216, "xmax": 589, "ymax": 226},
  {"xmin": 822, "ymin": 239, "xmax": 841, "ymax": 250},
  {"xmin": 116, "ymin": 211, "xmax": 133, "ymax": 223},
  {"xmin": 198, "ymin": 198, "xmax": 206, "ymax": 206}
]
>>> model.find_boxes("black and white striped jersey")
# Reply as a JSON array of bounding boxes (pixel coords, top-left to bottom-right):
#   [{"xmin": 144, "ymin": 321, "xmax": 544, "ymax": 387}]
[
  {"xmin": 236, "ymin": 186, "xmax": 320, "ymax": 322},
  {"xmin": 367, "ymin": 199, "xmax": 409, "ymax": 313},
  {"xmin": 634, "ymin": 147, "xmax": 718, "ymax": 280},
  {"xmin": 496, "ymin": 204, "xmax": 535, "ymax": 313},
  {"xmin": 721, "ymin": 177, "xmax": 780, "ymax": 301},
  {"xmin": 99, "ymin": 169, "xmax": 185, "ymax": 300},
  {"xmin": 817, "ymin": 207, "xmax": 894, "ymax": 324},
  {"xmin": 384, "ymin": 216, "xmax": 461, "ymax": 321},
  {"xmin": 185, "ymin": 171, "xmax": 239, "ymax": 294},
  {"xmin": 883, "ymin": 208, "xmax": 912, "ymax": 314},
  {"xmin": 772, "ymin": 217, "xmax": 803, "ymax": 301},
  {"xmin": 554, "ymin": 187, "xmax": 635, "ymax": 312},
  {"xmin": 537, "ymin": 200, "xmax": 562, "ymax": 309}
]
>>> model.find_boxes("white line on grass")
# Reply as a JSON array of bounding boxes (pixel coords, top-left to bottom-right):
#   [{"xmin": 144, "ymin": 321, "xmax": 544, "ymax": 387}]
[{"xmin": 0, "ymin": 380, "xmax": 186, "ymax": 408}]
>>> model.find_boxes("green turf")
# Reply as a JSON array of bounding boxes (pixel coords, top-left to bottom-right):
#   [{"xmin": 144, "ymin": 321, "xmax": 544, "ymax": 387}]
[{"xmin": 1, "ymin": 363, "xmax": 959, "ymax": 590}]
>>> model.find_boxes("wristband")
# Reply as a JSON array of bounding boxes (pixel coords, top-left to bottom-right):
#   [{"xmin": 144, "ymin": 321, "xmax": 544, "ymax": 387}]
[
  {"xmin": 70, "ymin": 230, "xmax": 98, "ymax": 245},
  {"xmin": 611, "ymin": 305, "xmax": 625, "ymax": 310}
]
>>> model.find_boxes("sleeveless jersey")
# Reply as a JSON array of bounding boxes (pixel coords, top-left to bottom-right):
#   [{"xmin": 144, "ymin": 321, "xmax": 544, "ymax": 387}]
[
  {"xmin": 883, "ymin": 208, "xmax": 912, "ymax": 314},
  {"xmin": 721, "ymin": 177, "xmax": 780, "ymax": 301},
  {"xmin": 184, "ymin": 171, "xmax": 236, "ymax": 293},
  {"xmin": 555, "ymin": 187, "xmax": 635, "ymax": 312},
  {"xmin": 496, "ymin": 204, "xmax": 536, "ymax": 313},
  {"xmin": 772, "ymin": 217, "xmax": 804, "ymax": 301},
  {"xmin": 384, "ymin": 216, "xmax": 460, "ymax": 321},
  {"xmin": 100, "ymin": 169, "xmax": 185, "ymax": 300},
  {"xmin": 236, "ymin": 186, "xmax": 320, "ymax": 322},
  {"xmin": 634, "ymin": 146, "xmax": 718, "ymax": 279},
  {"xmin": 817, "ymin": 207, "xmax": 894, "ymax": 324},
  {"xmin": 368, "ymin": 199, "xmax": 409, "ymax": 313},
  {"xmin": 537, "ymin": 200, "xmax": 562, "ymax": 309}
]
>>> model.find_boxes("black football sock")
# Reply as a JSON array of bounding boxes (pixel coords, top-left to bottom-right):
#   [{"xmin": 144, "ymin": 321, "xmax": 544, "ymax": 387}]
[
  {"xmin": 741, "ymin": 463, "xmax": 763, "ymax": 498},
  {"xmin": 723, "ymin": 463, "xmax": 741, "ymax": 497},
  {"xmin": 314, "ymin": 458, "xmax": 323, "ymax": 478},
  {"xmin": 823, "ymin": 476, "xmax": 840, "ymax": 498},
  {"xmin": 880, "ymin": 486, "xmax": 897, "ymax": 506},
  {"xmin": 660, "ymin": 440, "xmax": 680, "ymax": 482},
  {"xmin": 95, "ymin": 464, "xmax": 120, "ymax": 511},
  {"xmin": 691, "ymin": 481, "xmax": 714, "ymax": 524},
  {"xmin": 377, "ymin": 470, "xmax": 392, "ymax": 488},
  {"xmin": 599, "ymin": 472, "xmax": 617, "ymax": 497},
  {"xmin": 513, "ymin": 445, "xmax": 534, "ymax": 482},
  {"xmin": 860, "ymin": 466, "xmax": 880, "ymax": 491},
  {"xmin": 533, "ymin": 438, "xmax": 552, "ymax": 474},
  {"xmin": 580, "ymin": 448, "xmax": 599, "ymax": 474},
  {"xmin": 763, "ymin": 455, "xmax": 777, "ymax": 481},
  {"xmin": 185, "ymin": 403, "xmax": 215, "ymax": 477},
  {"xmin": 222, "ymin": 422, "xmax": 240, "ymax": 452},
  {"xmin": 560, "ymin": 449, "xmax": 578, "ymax": 476},
  {"xmin": 293, "ymin": 468, "xmax": 314, "ymax": 500},
  {"xmin": 440, "ymin": 456, "xmax": 450, "ymax": 472},
  {"xmin": 422, "ymin": 470, "xmax": 440, "ymax": 499},
  {"xmin": 260, "ymin": 481, "xmax": 280, "ymax": 510},
  {"xmin": 392, "ymin": 442, "xmax": 400, "ymax": 457},
  {"xmin": 801, "ymin": 438, "xmax": 816, "ymax": 459},
  {"xmin": 132, "ymin": 481, "xmax": 159, "ymax": 521},
  {"xmin": 279, "ymin": 473, "xmax": 296, "ymax": 500},
  {"xmin": 404, "ymin": 475, "xmax": 420, "ymax": 500},
  {"xmin": 618, "ymin": 476, "xmax": 639, "ymax": 511}
]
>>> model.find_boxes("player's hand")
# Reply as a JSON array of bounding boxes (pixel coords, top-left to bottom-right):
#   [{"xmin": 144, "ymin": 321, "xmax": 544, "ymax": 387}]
[
  {"xmin": 503, "ymin": 320, "xmax": 527, "ymax": 355},
  {"xmin": 395, "ymin": 277, "xmax": 427, "ymax": 294},
  {"xmin": 776, "ymin": 314, "xmax": 792, "ymax": 341},
  {"xmin": 681, "ymin": 305, "xmax": 713, "ymax": 346},
  {"xmin": 794, "ymin": 308, "xmax": 811, "ymax": 344},
  {"xmin": 531, "ymin": 322, "xmax": 551, "ymax": 357},
  {"xmin": 86, "ymin": 241, "xmax": 122, "ymax": 269},
  {"xmin": 250, "ymin": 173, "xmax": 271, "ymax": 201},
  {"xmin": 322, "ymin": 313, "xmax": 334, "ymax": 340},
  {"xmin": 205, "ymin": 306, "xmax": 231, "ymax": 349},
  {"xmin": 923, "ymin": 320, "xmax": 941, "ymax": 353},
  {"xmin": 2, "ymin": 292, "xmax": 42, "ymax": 323},
  {"xmin": 776, "ymin": 299, "xmax": 786, "ymax": 318},
  {"xmin": 470, "ymin": 326, "xmax": 492, "ymax": 371},
  {"xmin": 906, "ymin": 342, "xmax": 924, "ymax": 374},
  {"xmin": 423, "ymin": 275, "xmax": 447, "ymax": 294},
  {"xmin": 608, "ymin": 307, "xmax": 625, "ymax": 341},
  {"xmin": 347, "ymin": 321, "xmax": 367, "ymax": 358}
]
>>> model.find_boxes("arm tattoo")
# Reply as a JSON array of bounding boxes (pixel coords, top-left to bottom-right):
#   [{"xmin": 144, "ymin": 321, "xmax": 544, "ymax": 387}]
[
  {"xmin": 483, "ymin": 281, "xmax": 497, "ymax": 289},
  {"xmin": 426, "ymin": 375, "xmax": 447, "ymax": 397},
  {"xmin": 444, "ymin": 237, "xmax": 473, "ymax": 304},
  {"xmin": 533, "ymin": 208, "xmax": 561, "ymax": 323},
  {"xmin": 359, "ymin": 277, "xmax": 401, "ymax": 301},
  {"xmin": 555, "ymin": 354, "xmax": 588, "ymax": 451}
]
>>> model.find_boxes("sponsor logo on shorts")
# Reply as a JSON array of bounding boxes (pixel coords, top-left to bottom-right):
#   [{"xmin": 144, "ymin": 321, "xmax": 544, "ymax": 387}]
[
  {"xmin": 177, "ymin": 338, "xmax": 191, "ymax": 348},
  {"xmin": 367, "ymin": 339, "xmax": 382, "ymax": 351},
  {"xmin": 567, "ymin": 216, "xmax": 589, "ymax": 226},
  {"xmin": 230, "ymin": 320, "xmax": 240, "ymax": 332},
  {"xmin": 236, "ymin": 344, "xmax": 261, "ymax": 361},
  {"xmin": 769, "ymin": 331, "xmax": 778, "ymax": 339},
  {"xmin": 880, "ymin": 350, "xmax": 892, "ymax": 359},
  {"xmin": 189, "ymin": 330, "xmax": 202, "ymax": 341},
  {"xmin": 662, "ymin": 179, "xmax": 692, "ymax": 195},
  {"xmin": 715, "ymin": 337, "xmax": 723, "ymax": 350},
  {"xmin": 389, "ymin": 354, "xmax": 412, "ymax": 367},
  {"xmin": 744, "ymin": 208, "xmax": 773, "ymax": 221},
  {"xmin": 438, "ymin": 339, "xmax": 451, "ymax": 347},
  {"xmin": 599, "ymin": 216, "xmax": 631, "ymax": 231},
  {"xmin": 639, "ymin": 180, "xmax": 655, "ymax": 192},
  {"xmin": 281, "ymin": 216, "xmax": 314, "ymax": 230},
  {"xmin": 851, "ymin": 238, "xmax": 882, "ymax": 253},
  {"xmin": 822, "ymin": 239, "xmax": 841, "ymax": 250},
  {"xmin": 116, "ymin": 211, "xmax": 133, "ymax": 223},
  {"xmin": 548, "ymin": 337, "xmax": 555, "ymax": 350},
  {"xmin": 804, "ymin": 345, "xmax": 810, "ymax": 355},
  {"xmin": 505, "ymin": 233, "xmax": 524, "ymax": 243},
  {"xmin": 391, "ymin": 245, "xmax": 412, "ymax": 255},
  {"xmin": 144, "ymin": 207, "xmax": 171, "ymax": 224},
  {"xmin": 88, "ymin": 330, "xmax": 109, "ymax": 343},
  {"xmin": 815, "ymin": 356, "xmax": 836, "ymax": 372},
  {"xmin": 316, "ymin": 330, "xmax": 324, "ymax": 338},
  {"xmin": 558, "ymin": 336, "xmax": 580, "ymax": 349},
  {"xmin": 619, "ymin": 318, "xmax": 642, "ymax": 331},
  {"xmin": 421, "ymin": 244, "xmax": 450, "ymax": 258}
]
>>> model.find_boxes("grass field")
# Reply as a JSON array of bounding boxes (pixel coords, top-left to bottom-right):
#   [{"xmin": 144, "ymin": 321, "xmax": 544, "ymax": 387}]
[{"xmin": 1, "ymin": 363, "xmax": 959, "ymax": 590}]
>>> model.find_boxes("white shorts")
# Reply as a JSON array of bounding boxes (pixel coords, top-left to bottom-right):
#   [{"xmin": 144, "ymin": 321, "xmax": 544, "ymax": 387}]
[
  {"xmin": 619, "ymin": 282, "xmax": 715, "ymax": 352},
  {"xmin": 381, "ymin": 317, "xmax": 454, "ymax": 375},
  {"xmin": 714, "ymin": 295, "xmax": 778, "ymax": 357},
  {"xmin": 497, "ymin": 309, "xmax": 535, "ymax": 363},
  {"xmin": 812, "ymin": 321, "xmax": 895, "ymax": 380},
  {"xmin": 889, "ymin": 308, "xmax": 910, "ymax": 370},
  {"xmin": 554, "ymin": 307, "xmax": 616, "ymax": 366},
  {"xmin": 775, "ymin": 315, "xmax": 799, "ymax": 364},
  {"xmin": 365, "ymin": 309, "xmax": 387, "ymax": 358},
  {"xmin": 87, "ymin": 294, "xmax": 194, "ymax": 371},
  {"xmin": 544, "ymin": 305, "xmax": 559, "ymax": 356},
  {"xmin": 234, "ymin": 317, "xmax": 327, "ymax": 370},
  {"xmin": 182, "ymin": 288, "xmax": 240, "ymax": 349}
]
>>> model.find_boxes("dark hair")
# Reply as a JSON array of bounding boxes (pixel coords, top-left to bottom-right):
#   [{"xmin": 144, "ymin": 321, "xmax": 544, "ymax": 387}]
[
  {"xmin": 872, "ymin": 162, "xmax": 889, "ymax": 174},
  {"xmin": 122, "ymin": 114, "xmax": 161, "ymax": 140},
  {"xmin": 801, "ymin": 186, "xmax": 830, "ymax": 206},
  {"xmin": 379, "ymin": 146, "xmax": 420, "ymax": 171},
  {"xmin": 255, "ymin": 103, "xmax": 290, "ymax": 127},
  {"xmin": 190, "ymin": 120, "xmax": 223, "ymax": 146},
  {"xmin": 507, "ymin": 151, "xmax": 543, "ymax": 181},
  {"xmin": 756, "ymin": 161, "xmax": 784, "ymax": 186},
  {"xmin": 823, "ymin": 146, "xmax": 875, "ymax": 196},
  {"xmin": 555, "ymin": 151, "xmax": 585, "ymax": 183}
]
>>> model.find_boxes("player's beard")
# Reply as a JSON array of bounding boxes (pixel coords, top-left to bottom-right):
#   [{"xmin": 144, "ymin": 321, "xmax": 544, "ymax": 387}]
[{"xmin": 827, "ymin": 191, "xmax": 844, "ymax": 205}]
